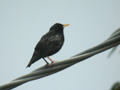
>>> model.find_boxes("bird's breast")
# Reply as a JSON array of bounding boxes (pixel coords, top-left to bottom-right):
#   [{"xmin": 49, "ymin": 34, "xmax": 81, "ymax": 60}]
[{"xmin": 46, "ymin": 34, "xmax": 64, "ymax": 56}]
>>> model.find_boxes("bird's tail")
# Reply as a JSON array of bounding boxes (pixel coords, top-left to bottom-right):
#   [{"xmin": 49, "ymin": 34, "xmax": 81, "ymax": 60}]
[
  {"xmin": 26, "ymin": 51, "xmax": 40, "ymax": 68},
  {"xmin": 26, "ymin": 60, "xmax": 33, "ymax": 68}
]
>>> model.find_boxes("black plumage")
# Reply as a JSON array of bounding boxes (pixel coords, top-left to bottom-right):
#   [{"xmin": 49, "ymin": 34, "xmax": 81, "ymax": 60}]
[{"xmin": 26, "ymin": 23, "xmax": 69, "ymax": 67}]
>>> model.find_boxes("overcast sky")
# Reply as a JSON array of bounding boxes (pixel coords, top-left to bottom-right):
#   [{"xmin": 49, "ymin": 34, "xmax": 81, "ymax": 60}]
[{"xmin": 0, "ymin": 0, "xmax": 120, "ymax": 90}]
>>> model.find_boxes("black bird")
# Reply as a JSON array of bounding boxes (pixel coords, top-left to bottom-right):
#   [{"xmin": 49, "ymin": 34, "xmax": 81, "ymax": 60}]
[{"xmin": 26, "ymin": 23, "xmax": 69, "ymax": 67}]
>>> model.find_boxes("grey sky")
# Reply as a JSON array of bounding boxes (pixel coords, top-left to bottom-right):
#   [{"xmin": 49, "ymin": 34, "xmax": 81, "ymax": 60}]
[{"xmin": 0, "ymin": 0, "xmax": 120, "ymax": 90}]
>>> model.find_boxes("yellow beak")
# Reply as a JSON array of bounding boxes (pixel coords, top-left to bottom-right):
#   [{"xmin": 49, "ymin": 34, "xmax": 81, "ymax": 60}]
[{"xmin": 63, "ymin": 24, "xmax": 70, "ymax": 27}]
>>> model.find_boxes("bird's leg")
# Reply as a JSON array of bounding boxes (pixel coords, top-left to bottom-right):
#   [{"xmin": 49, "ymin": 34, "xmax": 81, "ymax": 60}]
[
  {"xmin": 46, "ymin": 56, "xmax": 55, "ymax": 63},
  {"xmin": 43, "ymin": 58, "xmax": 49, "ymax": 65}
]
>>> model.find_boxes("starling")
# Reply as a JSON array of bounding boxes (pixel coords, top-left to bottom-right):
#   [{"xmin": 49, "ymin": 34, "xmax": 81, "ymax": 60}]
[{"xmin": 26, "ymin": 23, "xmax": 69, "ymax": 67}]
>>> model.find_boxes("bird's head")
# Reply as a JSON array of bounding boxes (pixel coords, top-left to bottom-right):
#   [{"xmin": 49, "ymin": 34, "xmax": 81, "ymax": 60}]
[{"xmin": 50, "ymin": 23, "xmax": 69, "ymax": 33}]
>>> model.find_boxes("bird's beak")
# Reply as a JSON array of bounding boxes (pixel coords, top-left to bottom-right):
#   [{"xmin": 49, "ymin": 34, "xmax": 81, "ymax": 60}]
[{"xmin": 63, "ymin": 24, "xmax": 70, "ymax": 27}]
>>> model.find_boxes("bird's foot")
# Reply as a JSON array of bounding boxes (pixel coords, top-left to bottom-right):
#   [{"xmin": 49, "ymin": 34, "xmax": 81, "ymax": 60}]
[
  {"xmin": 46, "ymin": 56, "xmax": 55, "ymax": 64},
  {"xmin": 51, "ymin": 60, "xmax": 55, "ymax": 63},
  {"xmin": 48, "ymin": 62, "xmax": 54, "ymax": 66},
  {"xmin": 48, "ymin": 60, "xmax": 55, "ymax": 66}
]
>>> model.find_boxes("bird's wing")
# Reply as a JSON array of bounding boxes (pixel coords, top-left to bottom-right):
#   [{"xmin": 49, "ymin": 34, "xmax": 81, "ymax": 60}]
[
  {"xmin": 35, "ymin": 32, "xmax": 50, "ymax": 50},
  {"xmin": 26, "ymin": 33, "xmax": 51, "ymax": 67},
  {"xmin": 45, "ymin": 34, "xmax": 64, "ymax": 56},
  {"xmin": 35, "ymin": 33, "xmax": 64, "ymax": 56}
]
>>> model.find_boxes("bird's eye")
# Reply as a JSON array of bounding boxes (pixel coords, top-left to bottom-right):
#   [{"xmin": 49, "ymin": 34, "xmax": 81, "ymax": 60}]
[{"xmin": 55, "ymin": 26, "xmax": 58, "ymax": 30}]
